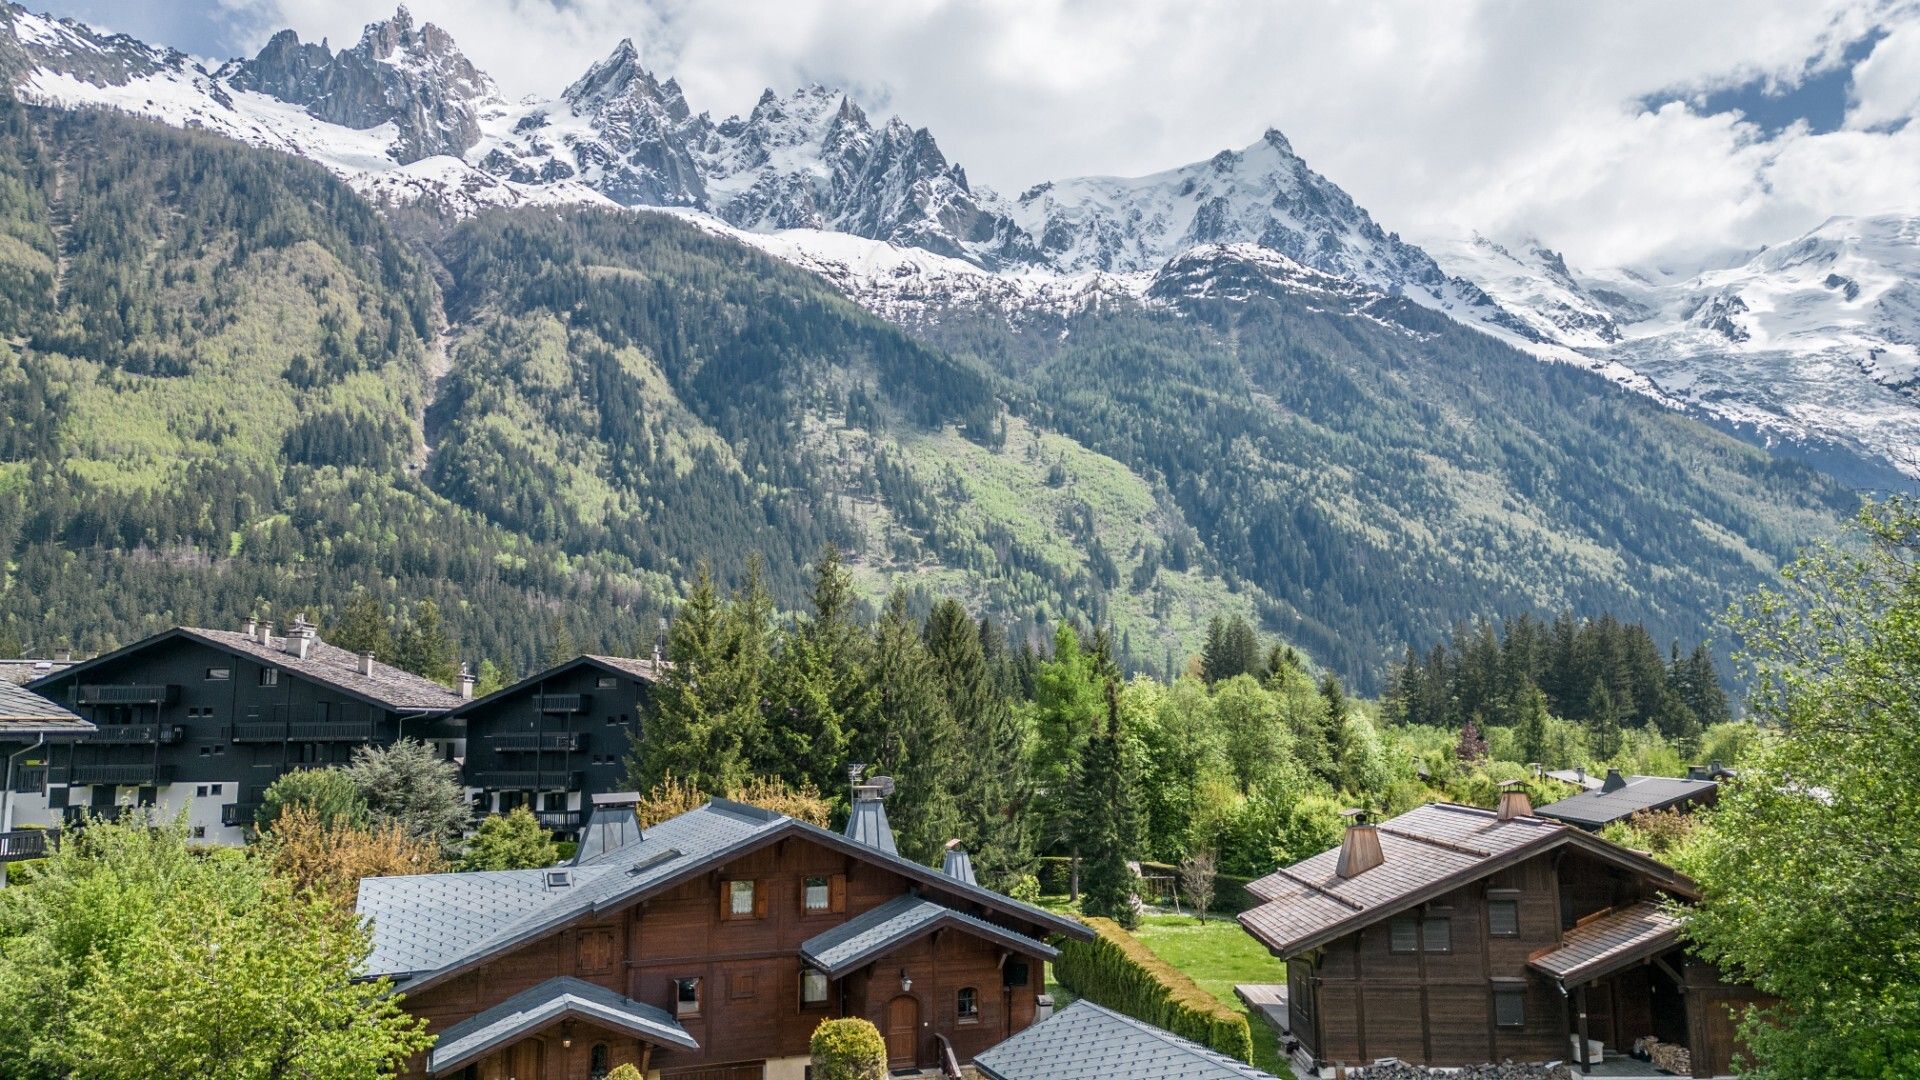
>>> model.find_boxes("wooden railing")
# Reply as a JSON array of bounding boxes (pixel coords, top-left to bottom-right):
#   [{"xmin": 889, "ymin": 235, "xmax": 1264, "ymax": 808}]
[
  {"xmin": 533, "ymin": 694, "xmax": 590, "ymax": 713},
  {"xmin": 0, "ymin": 828, "xmax": 57, "ymax": 863},
  {"xmin": 75, "ymin": 684, "xmax": 175, "ymax": 705},
  {"xmin": 491, "ymin": 732, "xmax": 584, "ymax": 752}
]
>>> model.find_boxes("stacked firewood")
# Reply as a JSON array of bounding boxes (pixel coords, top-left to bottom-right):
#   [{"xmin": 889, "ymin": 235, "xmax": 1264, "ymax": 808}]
[{"xmin": 1348, "ymin": 1061, "xmax": 1573, "ymax": 1079}]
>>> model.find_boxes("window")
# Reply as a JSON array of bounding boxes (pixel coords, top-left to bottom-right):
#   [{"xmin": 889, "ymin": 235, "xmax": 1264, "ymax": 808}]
[
  {"xmin": 1494, "ymin": 988, "xmax": 1526, "ymax": 1028},
  {"xmin": 596, "ymin": 676, "xmax": 618, "ymax": 689},
  {"xmin": 675, "ymin": 977, "xmax": 701, "ymax": 1017},
  {"xmin": 1389, "ymin": 916, "xmax": 1418, "ymax": 953},
  {"xmin": 1422, "ymin": 916, "xmax": 1452, "ymax": 953},
  {"xmin": 804, "ymin": 875, "xmax": 831, "ymax": 912},
  {"xmin": 259, "ymin": 668, "xmax": 279, "ymax": 686},
  {"xmin": 957, "ymin": 987, "xmax": 979, "ymax": 1022},
  {"xmin": 196, "ymin": 785, "xmax": 209, "ymax": 797},
  {"xmin": 730, "ymin": 879, "xmax": 756, "ymax": 916},
  {"xmin": 589, "ymin": 1044, "xmax": 609, "ymax": 1080},
  {"xmin": 206, "ymin": 667, "xmax": 230, "ymax": 681},
  {"xmin": 801, "ymin": 969, "xmax": 829, "ymax": 1006},
  {"xmin": 189, "ymin": 826, "xmax": 206, "ymax": 839},
  {"xmin": 1488, "ymin": 899, "xmax": 1519, "ymax": 937}
]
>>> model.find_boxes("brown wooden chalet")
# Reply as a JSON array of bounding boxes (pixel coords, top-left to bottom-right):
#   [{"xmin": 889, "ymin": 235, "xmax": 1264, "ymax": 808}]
[
  {"xmin": 1239, "ymin": 791, "xmax": 1764, "ymax": 1077},
  {"xmin": 356, "ymin": 776, "xmax": 1089, "ymax": 1080}
]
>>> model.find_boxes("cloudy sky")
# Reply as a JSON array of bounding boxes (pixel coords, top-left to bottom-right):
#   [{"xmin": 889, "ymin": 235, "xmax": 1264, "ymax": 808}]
[{"xmin": 38, "ymin": 0, "xmax": 1920, "ymax": 270}]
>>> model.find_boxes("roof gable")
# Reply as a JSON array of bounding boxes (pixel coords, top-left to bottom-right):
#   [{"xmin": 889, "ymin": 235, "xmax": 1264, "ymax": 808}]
[
  {"xmin": 427, "ymin": 976, "xmax": 696, "ymax": 1074},
  {"xmin": 0, "ymin": 681, "xmax": 91, "ymax": 736},
  {"xmin": 799, "ymin": 894, "xmax": 1059, "ymax": 976},
  {"xmin": 447, "ymin": 653, "xmax": 662, "ymax": 718},
  {"xmin": 975, "ymin": 1000, "xmax": 1281, "ymax": 1080}
]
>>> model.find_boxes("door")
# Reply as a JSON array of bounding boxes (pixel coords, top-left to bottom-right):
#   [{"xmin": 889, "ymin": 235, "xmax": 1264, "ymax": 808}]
[{"xmin": 886, "ymin": 994, "xmax": 921, "ymax": 1068}]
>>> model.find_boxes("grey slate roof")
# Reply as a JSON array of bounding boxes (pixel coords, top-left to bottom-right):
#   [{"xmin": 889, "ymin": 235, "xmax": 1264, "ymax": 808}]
[
  {"xmin": 428, "ymin": 976, "xmax": 696, "ymax": 1074},
  {"xmin": 799, "ymin": 894, "xmax": 1058, "ymax": 976},
  {"xmin": 1238, "ymin": 802, "xmax": 1695, "ymax": 957},
  {"xmin": 356, "ymin": 798, "xmax": 1087, "ymax": 992},
  {"xmin": 1529, "ymin": 901, "xmax": 1683, "ymax": 986},
  {"xmin": 1535, "ymin": 775, "xmax": 1718, "ymax": 827},
  {"xmin": 974, "ymin": 1000, "xmax": 1281, "ymax": 1080},
  {"xmin": 0, "ymin": 681, "xmax": 93, "ymax": 738},
  {"xmin": 30, "ymin": 627, "xmax": 463, "ymax": 713},
  {"xmin": 582, "ymin": 654, "xmax": 666, "ymax": 681},
  {"xmin": 0, "ymin": 659, "xmax": 73, "ymax": 686},
  {"xmin": 448, "ymin": 654, "xmax": 664, "ymax": 718}
]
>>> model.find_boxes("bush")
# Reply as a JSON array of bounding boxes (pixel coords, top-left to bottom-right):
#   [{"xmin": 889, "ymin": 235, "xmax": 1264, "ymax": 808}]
[
  {"xmin": 1052, "ymin": 916, "xmax": 1254, "ymax": 1063},
  {"xmin": 256, "ymin": 767, "xmax": 368, "ymax": 833},
  {"xmin": 810, "ymin": 1017, "xmax": 886, "ymax": 1080},
  {"xmin": 637, "ymin": 773, "xmax": 832, "ymax": 829},
  {"xmin": 604, "ymin": 1065, "xmax": 643, "ymax": 1080},
  {"xmin": 458, "ymin": 806, "xmax": 559, "ymax": 871}
]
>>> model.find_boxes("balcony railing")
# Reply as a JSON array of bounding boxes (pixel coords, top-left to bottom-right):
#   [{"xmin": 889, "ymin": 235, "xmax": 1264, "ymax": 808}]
[
  {"xmin": 491, "ymin": 732, "xmax": 584, "ymax": 753},
  {"xmin": 469, "ymin": 770, "xmax": 583, "ymax": 791},
  {"xmin": 534, "ymin": 694, "xmax": 590, "ymax": 714},
  {"xmin": 62, "ymin": 805, "xmax": 137, "ymax": 825},
  {"xmin": 62, "ymin": 764, "xmax": 171, "ymax": 787},
  {"xmin": 0, "ymin": 828, "xmax": 57, "ymax": 862},
  {"xmin": 227, "ymin": 721, "xmax": 376, "ymax": 743},
  {"xmin": 10, "ymin": 765, "xmax": 46, "ymax": 794},
  {"xmin": 487, "ymin": 808, "xmax": 588, "ymax": 832},
  {"xmin": 221, "ymin": 803, "xmax": 261, "ymax": 829},
  {"xmin": 87, "ymin": 724, "xmax": 185, "ymax": 745},
  {"xmin": 75, "ymin": 684, "xmax": 176, "ymax": 705}
]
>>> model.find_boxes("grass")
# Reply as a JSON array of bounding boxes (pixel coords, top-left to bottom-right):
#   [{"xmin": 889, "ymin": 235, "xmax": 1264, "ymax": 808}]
[{"xmin": 1130, "ymin": 912, "xmax": 1291, "ymax": 1075}]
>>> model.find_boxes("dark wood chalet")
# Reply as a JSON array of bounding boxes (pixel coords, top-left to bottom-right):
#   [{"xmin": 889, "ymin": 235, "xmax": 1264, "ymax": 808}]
[
  {"xmin": 450, "ymin": 655, "xmax": 662, "ymax": 834},
  {"xmin": 26, "ymin": 619, "xmax": 465, "ymax": 843},
  {"xmin": 0, "ymin": 680, "xmax": 94, "ymax": 869},
  {"xmin": 1239, "ymin": 792, "xmax": 1766, "ymax": 1077},
  {"xmin": 356, "ymin": 781, "xmax": 1089, "ymax": 1080}
]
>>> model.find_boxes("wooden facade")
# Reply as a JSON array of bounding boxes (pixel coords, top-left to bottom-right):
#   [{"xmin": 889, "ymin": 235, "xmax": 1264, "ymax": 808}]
[{"xmin": 394, "ymin": 832, "xmax": 1054, "ymax": 1079}]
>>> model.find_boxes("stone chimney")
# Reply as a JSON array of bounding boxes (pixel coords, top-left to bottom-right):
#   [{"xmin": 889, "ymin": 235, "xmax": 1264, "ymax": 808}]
[
  {"xmin": 942, "ymin": 839, "xmax": 977, "ymax": 886},
  {"xmin": 844, "ymin": 764, "xmax": 898, "ymax": 856},
  {"xmin": 283, "ymin": 615, "xmax": 316, "ymax": 661},
  {"xmin": 1496, "ymin": 780, "xmax": 1534, "ymax": 821},
  {"xmin": 572, "ymin": 791, "xmax": 643, "ymax": 866},
  {"xmin": 243, "ymin": 614, "xmax": 258, "ymax": 638},
  {"xmin": 1335, "ymin": 809, "xmax": 1384, "ymax": 878},
  {"xmin": 256, "ymin": 619, "xmax": 274, "ymax": 647},
  {"xmin": 358, "ymin": 651, "xmax": 376, "ymax": 677},
  {"xmin": 458, "ymin": 662, "xmax": 476, "ymax": 699},
  {"xmin": 1602, "ymin": 768, "xmax": 1627, "ymax": 793}
]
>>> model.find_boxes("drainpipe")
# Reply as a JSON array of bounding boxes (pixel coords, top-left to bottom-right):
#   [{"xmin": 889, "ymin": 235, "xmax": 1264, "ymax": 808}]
[{"xmin": 2, "ymin": 734, "xmax": 49, "ymax": 833}]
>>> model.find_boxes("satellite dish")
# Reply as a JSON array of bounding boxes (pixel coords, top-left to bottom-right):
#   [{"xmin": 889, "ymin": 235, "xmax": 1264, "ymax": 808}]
[{"xmin": 871, "ymin": 775, "xmax": 896, "ymax": 797}]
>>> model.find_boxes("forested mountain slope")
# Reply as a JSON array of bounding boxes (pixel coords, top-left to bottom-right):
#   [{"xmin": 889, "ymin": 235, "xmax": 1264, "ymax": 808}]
[{"xmin": 0, "ymin": 98, "xmax": 1856, "ymax": 687}]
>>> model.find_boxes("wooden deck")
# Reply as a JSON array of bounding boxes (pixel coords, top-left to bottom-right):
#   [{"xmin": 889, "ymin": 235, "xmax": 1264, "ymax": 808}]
[{"xmin": 1234, "ymin": 982, "xmax": 1290, "ymax": 1036}]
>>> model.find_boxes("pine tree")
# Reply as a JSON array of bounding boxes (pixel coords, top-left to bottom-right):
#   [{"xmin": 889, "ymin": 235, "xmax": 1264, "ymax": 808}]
[
  {"xmin": 1201, "ymin": 614, "xmax": 1261, "ymax": 683},
  {"xmin": 1074, "ymin": 681, "xmax": 1141, "ymax": 927},
  {"xmin": 1031, "ymin": 622, "xmax": 1106, "ymax": 889},
  {"xmin": 392, "ymin": 599, "xmax": 456, "ymax": 685},
  {"xmin": 771, "ymin": 545, "xmax": 868, "ymax": 796},
  {"xmin": 631, "ymin": 564, "xmax": 729, "ymax": 791},
  {"xmin": 1589, "ymin": 679, "xmax": 1623, "ymax": 761},
  {"xmin": 545, "ymin": 618, "xmax": 578, "ymax": 666},
  {"xmin": 328, "ymin": 591, "xmax": 393, "ymax": 662},
  {"xmin": 1515, "ymin": 686, "xmax": 1551, "ymax": 766},
  {"xmin": 926, "ymin": 597, "xmax": 1031, "ymax": 891},
  {"xmin": 857, "ymin": 590, "xmax": 957, "ymax": 865}
]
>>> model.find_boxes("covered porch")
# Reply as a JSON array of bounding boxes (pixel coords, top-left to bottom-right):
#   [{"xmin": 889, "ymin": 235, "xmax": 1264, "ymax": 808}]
[{"xmin": 427, "ymin": 976, "xmax": 699, "ymax": 1079}]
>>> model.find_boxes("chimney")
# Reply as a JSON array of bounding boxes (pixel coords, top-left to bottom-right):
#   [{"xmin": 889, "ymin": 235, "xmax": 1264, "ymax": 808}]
[
  {"xmin": 243, "ymin": 614, "xmax": 258, "ymax": 638},
  {"xmin": 54, "ymin": 648, "xmax": 72, "ymax": 663},
  {"xmin": 1335, "ymin": 809, "xmax": 1384, "ymax": 878},
  {"xmin": 843, "ymin": 764, "xmax": 898, "ymax": 856},
  {"xmin": 458, "ymin": 662, "xmax": 476, "ymax": 700},
  {"xmin": 1574, "ymin": 765, "xmax": 1586, "ymax": 785},
  {"xmin": 572, "ymin": 791, "xmax": 643, "ymax": 866},
  {"xmin": 256, "ymin": 619, "xmax": 274, "ymax": 647},
  {"xmin": 1602, "ymin": 768, "xmax": 1627, "ymax": 793},
  {"xmin": 283, "ymin": 615, "xmax": 316, "ymax": 660},
  {"xmin": 1496, "ymin": 780, "xmax": 1534, "ymax": 821},
  {"xmin": 942, "ymin": 839, "xmax": 977, "ymax": 886},
  {"xmin": 358, "ymin": 651, "xmax": 376, "ymax": 677}
]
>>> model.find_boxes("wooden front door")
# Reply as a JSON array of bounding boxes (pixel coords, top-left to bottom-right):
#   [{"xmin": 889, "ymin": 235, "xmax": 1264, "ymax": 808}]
[{"xmin": 886, "ymin": 994, "xmax": 920, "ymax": 1068}]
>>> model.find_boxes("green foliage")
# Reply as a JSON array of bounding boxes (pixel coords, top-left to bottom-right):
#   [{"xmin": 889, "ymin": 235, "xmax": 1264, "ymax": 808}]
[
  {"xmin": 808, "ymin": 1017, "xmax": 887, "ymax": 1080},
  {"xmin": 393, "ymin": 599, "xmax": 457, "ymax": 685},
  {"xmin": 770, "ymin": 546, "xmax": 867, "ymax": 797},
  {"xmin": 345, "ymin": 738, "xmax": 469, "ymax": 853},
  {"xmin": 458, "ymin": 806, "xmax": 560, "ymax": 871},
  {"xmin": 1201, "ymin": 615, "xmax": 1262, "ymax": 683},
  {"xmin": 1074, "ymin": 683, "xmax": 1143, "ymax": 926},
  {"xmin": 1686, "ymin": 498, "xmax": 1920, "ymax": 1078},
  {"xmin": 0, "ymin": 813, "xmax": 430, "ymax": 1078},
  {"xmin": 859, "ymin": 589, "xmax": 959, "ymax": 864},
  {"xmin": 603, "ymin": 1065, "xmax": 644, "ymax": 1080},
  {"xmin": 256, "ymin": 767, "xmax": 368, "ymax": 833},
  {"xmin": 926, "ymin": 596, "xmax": 1032, "ymax": 890},
  {"xmin": 1053, "ymin": 915, "xmax": 1255, "ymax": 1064},
  {"xmin": 326, "ymin": 592, "xmax": 393, "ymax": 664}
]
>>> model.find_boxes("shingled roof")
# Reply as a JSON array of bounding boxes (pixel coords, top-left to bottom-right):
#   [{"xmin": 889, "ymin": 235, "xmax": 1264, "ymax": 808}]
[
  {"xmin": 447, "ymin": 653, "xmax": 664, "ymax": 718},
  {"xmin": 1239, "ymin": 802, "xmax": 1694, "ymax": 957},
  {"xmin": 427, "ymin": 976, "xmax": 696, "ymax": 1074},
  {"xmin": 356, "ymin": 798, "xmax": 1087, "ymax": 994},
  {"xmin": 974, "ymin": 1000, "xmax": 1282, "ymax": 1080},
  {"xmin": 30, "ymin": 627, "xmax": 464, "ymax": 713},
  {"xmin": 1534, "ymin": 774, "xmax": 1718, "ymax": 828},
  {"xmin": 1529, "ymin": 901, "xmax": 1683, "ymax": 986},
  {"xmin": 799, "ymin": 894, "xmax": 1058, "ymax": 977},
  {"xmin": 0, "ymin": 681, "xmax": 92, "ymax": 738}
]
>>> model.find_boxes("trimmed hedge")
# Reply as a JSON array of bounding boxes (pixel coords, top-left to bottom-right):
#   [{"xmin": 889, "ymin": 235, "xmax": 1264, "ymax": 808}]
[{"xmin": 1052, "ymin": 916, "xmax": 1255, "ymax": 1063}]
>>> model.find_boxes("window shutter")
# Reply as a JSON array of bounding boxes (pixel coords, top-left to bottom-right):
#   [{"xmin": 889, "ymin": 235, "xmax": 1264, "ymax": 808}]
[
  {"xmin": 754, "ymin": 886, "xmax": 768, "ymax": 919},
  {"xmin": 718, "ymin": 879, "xmax": 734, "ymax": 921},
  {"xmin": 830, "ymin": 873, "xmax": 847, "ymax": 913}
]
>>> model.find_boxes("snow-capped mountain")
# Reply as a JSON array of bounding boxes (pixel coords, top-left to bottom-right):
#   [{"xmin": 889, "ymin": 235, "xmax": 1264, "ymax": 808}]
[
  {"xmin": 3, "ymin": 2, "xmax": 1914, "ymax": 481},
  {"xmin": 1434, "ymin": 215, "xmax": 1920, "ymax": 482}
]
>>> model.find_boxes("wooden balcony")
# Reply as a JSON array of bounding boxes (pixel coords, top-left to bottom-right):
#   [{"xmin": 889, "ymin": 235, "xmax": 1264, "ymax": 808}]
[
  {"xmin": 534, "ymin": 693, "xmax": 590, "ymax": 713},
  {"xmin": 10, "ymin": 765, "xmax": 46, "ymax": 794},
  {"xmin": 488, "ymin": 808, "xmax": 588, "ymax": 832},
  {"xmin": 490, "ymin": 732, "xmax": 584, "ymax": 753},
  {"xmin": 87, "ymin": 724, "xmax": 185, "ymax": 745},
  {"xmin": 75, "ymin": 684, "xmax": 176, "ymax": 705},
  {"xmin": 0, "ymin": 828, "xmax": 57, "ymax": 863},
  {"xmin": 227, "ymin": 720, "xmax": 376, "ymax": 743},
  {"xmin": 469, "ymin": 770, "xmax": 583, "ymax": 791},
  {"xmin": 221, "ymin": 803, "xmax": 261, "ymax": 828},
  {"xmin": 62, "ymin": 764, "xmax": 172, "ymax": 786}
]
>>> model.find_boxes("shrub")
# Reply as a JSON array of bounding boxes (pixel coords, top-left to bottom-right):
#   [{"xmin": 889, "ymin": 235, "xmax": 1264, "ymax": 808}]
[
  {"xmin": 1052, "ymin": 915, "xmax": 1254, "ymax": 1063},
  {"xmin": 261, "ymin": 805, "xmax": 444, "ymax": 906},
  {"xmin": 458, "ymin": 806, "xmax": 559, "ymax": 871},
  {"xmin": 604, "ymin": 1065, "xmax": 644, "ymax": 1080},
  {"xmin": 810, "ymin": 1017, "xmax": 887, "ymax": 1080},
  {"xmin": 637, "ymin": 773, "xmax": 832, "ymax": 828},
  {"xmin": 256, "ymin": 767, "xmax": 368, "ymax": 833}
]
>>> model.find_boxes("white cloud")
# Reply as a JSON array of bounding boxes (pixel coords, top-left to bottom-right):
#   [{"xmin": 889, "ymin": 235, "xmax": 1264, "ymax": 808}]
[{"xmin": 54, "ymin": 0, "xmax": 1920, "ymax": 270}]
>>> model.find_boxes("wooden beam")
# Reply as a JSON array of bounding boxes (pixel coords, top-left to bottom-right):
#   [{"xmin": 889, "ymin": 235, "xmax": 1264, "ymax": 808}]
[{"xmin": 1576, "ymin": 984, "xmax": 1593, "ymax": 1074}]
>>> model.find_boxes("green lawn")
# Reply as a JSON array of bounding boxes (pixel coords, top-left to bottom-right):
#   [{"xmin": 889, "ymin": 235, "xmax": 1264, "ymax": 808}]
[{"xmin": 1130, "ymin": 912, "xmax": 1291, "ymax": 1075}]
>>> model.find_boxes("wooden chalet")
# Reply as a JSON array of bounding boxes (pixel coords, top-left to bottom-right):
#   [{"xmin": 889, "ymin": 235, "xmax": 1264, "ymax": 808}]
[
  {"xmin": 0, "ymin": 680, "xmax": 94, "ymax": 872},
  {"xmin": 26, "ymin": 619, "xmax": 466, "ymax": 843},
  {"xmin": 355, "ymin": 776, "xmax": 1090, "ymax": 1079},
  {"xmin": 1239, "ymin": 792, "xmax": 1765, "ymax": 1076},
  {"xmin": 450, "ymin": 654, "xmax": 664, "ymax": 835}
]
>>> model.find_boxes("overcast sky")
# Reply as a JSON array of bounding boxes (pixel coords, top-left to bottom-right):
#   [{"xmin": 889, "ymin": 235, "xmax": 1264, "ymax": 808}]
[{"xmin": 37, "ymin": 0, "xmax": 1920, "ymax": 270}]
